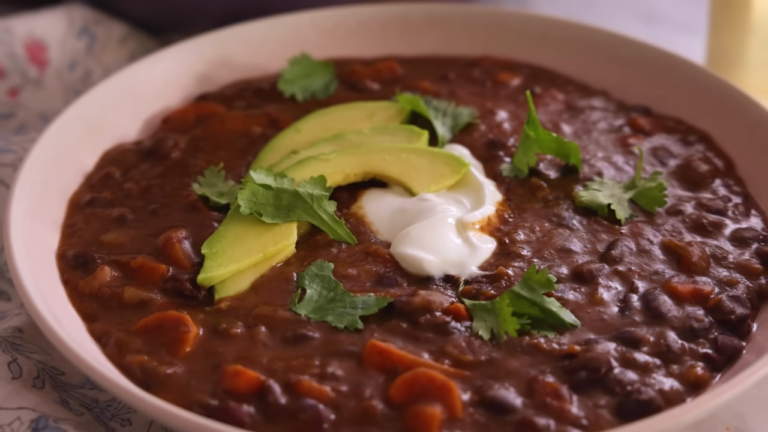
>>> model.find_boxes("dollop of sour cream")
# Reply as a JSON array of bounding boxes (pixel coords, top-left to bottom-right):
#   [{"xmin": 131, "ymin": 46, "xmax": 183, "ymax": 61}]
[{"xmin": 357, "ymin": 144, "xmax": 503, "ymax": 278}]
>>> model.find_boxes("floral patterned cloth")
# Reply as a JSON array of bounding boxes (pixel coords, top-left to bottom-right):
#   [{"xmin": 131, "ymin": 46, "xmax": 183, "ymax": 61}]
[{"xmin": 0, "ymin": 4, "xmax": 166, "ymax": 432}]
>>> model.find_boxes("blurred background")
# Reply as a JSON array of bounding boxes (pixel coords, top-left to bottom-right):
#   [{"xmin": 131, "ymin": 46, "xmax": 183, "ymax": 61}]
[{"xmin": 0, "ymin": 0, "xmax": 765, "ymax": 104}]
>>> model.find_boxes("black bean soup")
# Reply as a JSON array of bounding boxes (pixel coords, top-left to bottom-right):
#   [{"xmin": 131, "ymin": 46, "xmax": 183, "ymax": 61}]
[{"xmin": 57, "ymin": 57, "xmax": 768, "ymax": 431}]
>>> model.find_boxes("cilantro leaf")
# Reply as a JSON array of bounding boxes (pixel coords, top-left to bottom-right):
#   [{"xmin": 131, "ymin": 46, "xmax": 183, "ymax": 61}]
[
  {"xmin": 507, "ymin": 266, "xmax": 581, "ymax": 333},
  {"xmin": 461, "ymin": 266, "xmax": 580, "ymax": 342},
  {"xmin": 504, "ymin": 90, "xmax": 582, "ymax": 178},
  {"xmin": 574, "ymin": 147, "xmax": 668, "ymax": 224},
  {"xmin": 191, "ymin": 164, "xmax": 240, "ymax": 207},
  {"xmin": 462, "ymin": 292, "xmax": 521, "ymax": 342},
  {"xmin": 290, "ymin": 260, "xmax": 393, "ymax": 330},
  {"xmin": 396, "ymin": 93, "xmax": 477, "ymax": 147},
  {"xmin": 237, "ymin": 169, "xmax": 357, "ymax": 244},
  {"xmin": 277, "ymin": 53, "xmax": 338, "ymax": 102}
]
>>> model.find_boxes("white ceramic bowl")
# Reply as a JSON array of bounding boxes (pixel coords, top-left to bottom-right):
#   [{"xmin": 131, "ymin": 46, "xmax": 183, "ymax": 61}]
[{"xmin": 6, "ymin": 3, "xmax": 768, "ymax": 431}]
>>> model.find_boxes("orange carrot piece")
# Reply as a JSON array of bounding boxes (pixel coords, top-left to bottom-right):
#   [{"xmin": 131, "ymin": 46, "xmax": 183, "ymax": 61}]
[
  {"xmin": 160, "ymin": 101, "xmax": 225, "ymax": 132},
  {"xmin": 363, "ymin": 340, "xmax": 467, "ymax": 377},
  {"xmin": 292, "ymin": 377, "xmax": 336, "ymax": 405},
  {"xmin": 130, "ymin": 256, "xmax": 170, "ymax": 285},
  {"xmin": 405, "ymin": 404, "xmax": 445, "ymax": 432},
  {"xmin": 663, "ymin": 279, "xmax": 715, "ymax": 303},
  {"xmin": 221, "ymin": 364, "xmax": 266, "ymax": 396},
  {"xmin": 443, "ymin": 303, "xmax": 470, "ymax": 322},
  {"xmin": 388, "ymin": 367, "xmax": 463, "ymax": 418},
  {"xmin": 135, "ymin": 310, "xmax": 199, "ymax": 357}
]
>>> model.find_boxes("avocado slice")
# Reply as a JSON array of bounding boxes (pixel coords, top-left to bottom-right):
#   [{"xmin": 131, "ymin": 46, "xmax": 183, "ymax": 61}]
[
  {"xmin": 281, "ymin": 145, "xmax": 469, "ymax": 194},
  {"xmin": 197, "ymin": 209, "xmax": 297, "ymax": 288},
  {"xmin": 213, "ymin": 243, "xmax": 295, "ymax": 300},
  {"xmin": 269, "ymin": 125, "xmax": 428, "ymax": 172},
  {"xmin": 251, "ymin": 101, "xmax": 409, "ymax": 169}
]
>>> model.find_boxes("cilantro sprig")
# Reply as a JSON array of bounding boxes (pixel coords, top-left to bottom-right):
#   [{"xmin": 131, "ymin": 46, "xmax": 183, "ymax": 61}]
[
  {"xmin": 191, "ymin": 164, "xmax": 241, "ymax": 207},
  {"xmin": 501, "ymin": 90, "xmax": 582, "ymax": 178},
  {"xmin": 574, "ymin": 147, "xmax": 667, "ymax": 224},
  {"xmin": 461, "ymin": 266, "xmax": 580, "ymax": 342},
  {"xmin": 278, "ymin": 53, "xmax": 338, "ymax": 102},
  {"xmin": 290, "ymin": 260, "xmax": 393, "ymax": 330},
  {"xmin": 396, "ymin": 93, "xmax": 478, "ymax": 148},
  {"xmin": 237, "ymin": 169, "xmax": 356, "ymax": 244}
]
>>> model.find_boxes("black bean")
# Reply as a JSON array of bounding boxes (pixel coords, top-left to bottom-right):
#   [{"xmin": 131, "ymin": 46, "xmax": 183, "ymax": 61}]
[
  {"xmin": 605, "ymin": 368, "xmax": 641, "ymax": 395},
  {"xmin": 714, "ymin": 334, "xmax": 745, "ymax": 360},
  {"xmin": 755, "ymin": 246, "xmax": 768, "ymax": 267},
  {"xmin": 600, "ymin": 238, "xmax": 635, "ymax": 266},
  {"xmin": 138, "ymin": 134, "xmax": 184, "ymax": 160},
  {"xmin": 695, "ymin": 198, "xmax": 729, "ymax": 217},
  {"xmin": 651, "ymin": 330, "xmax": 687, "ymax": 363},
  {"xmin": 729, "ymin": 227, "xmax": 767, "ymax": 247},
  {"xmin": 60, "ymin": 249, "xmax": 98, "ymax": 273},
  {"xmin": 649, "ymin": 146, "xmax": 675, "ymax": 167},
  {"xmin": 162, "ymin": 272, "xmax": 205, "ymax": 299},
  {"xmin": 684, "ymin": 213, "xmax": 726, "ymax": 238},
  {"xmin": 564, "ymin": 351, "xmax": 614, "ymax": 392},
  {"xmin": 672, "ymin": 154, "xmax": 720, "ymax": 191},
  {"xmin": 614, "ymin": 387, "xmax": 665, "ymax": 421},
  {"xmin": 392, "ymin": 290, "xmax": 453, "ymax": 317},
  {"xmin": 701, "ymin": 350, "xmax": 728, "ymax": 372},
  {"xmin": 207, "ymin": 400, "xmax": 255, "ymax": 428},
  {"xmin": 296, "ymin": 398, "xmax": 335, "ymax": 431},
  {"xmin": 570, "ymin": 261, "xmax": 608, "ymax": 285},
  {"xmin": 374, "ymin": 274, "xmax": 405, "ymax": 288},
  {"xmin": 513, "ymin": 415, "xmax": 556, "ymax": 432},
  {"xmin": 707, "ymin": 293, "xmax": 751, "ymax": 328},
  {"xmin": 677, "ymin": 310, "xmax": 714, "ymax": 340},
  {"xmin": 478, "ymin": 384, "xmax": 523, "ymax": 415},
  {"xmin": 640, "ymin": 288, "xmax": 680, "ymax": 321},
  {"xmin": 260, "ymin": 379, "xmax": 287, "ymax": 414},
  {"xmin": 612, "ymin": 329, "xmax": 651, "ymax": 349},
  {"xmin": 282, "ymin": 328, "xmax": 320, "ymax": 343}
]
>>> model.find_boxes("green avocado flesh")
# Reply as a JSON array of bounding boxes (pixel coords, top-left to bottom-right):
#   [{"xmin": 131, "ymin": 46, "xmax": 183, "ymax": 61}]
[
  {"xmin": 282, "ymin": 145, "xmax": 470, "ymax": 194},
  {"xmin": 269, "ymin": 125, "xmax": 428, "ymax": 172},
  {"xmin": 250, "ymin": 101, "xmax": 409, "ymax": 169}
]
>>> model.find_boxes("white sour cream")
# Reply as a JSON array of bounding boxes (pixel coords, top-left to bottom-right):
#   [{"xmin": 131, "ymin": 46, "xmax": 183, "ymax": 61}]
[{"xmin": 357, "ymin": 144, "xmax": 503, "ymax": 278}]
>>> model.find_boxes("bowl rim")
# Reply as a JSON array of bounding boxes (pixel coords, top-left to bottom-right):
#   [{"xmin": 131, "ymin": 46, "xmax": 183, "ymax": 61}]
[{"xmin": 5, "ymin": 3, "xmax": 768, "ymax": 432}]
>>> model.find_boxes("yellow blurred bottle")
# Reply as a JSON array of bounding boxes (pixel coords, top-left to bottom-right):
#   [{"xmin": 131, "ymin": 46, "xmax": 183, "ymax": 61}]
[{"xmin": 707, "ymin": 0, "xmax": 768, "ymax": 106}]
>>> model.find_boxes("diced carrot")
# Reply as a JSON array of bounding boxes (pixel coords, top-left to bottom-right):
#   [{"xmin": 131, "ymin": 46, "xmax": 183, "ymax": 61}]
[
  {"xmin": 663, "ymin": 279, "xmax": 715, "ymax": 303},
  {"xmin": 388, "ymin": 368, "xmax": 463, "ymax": 418},
  {"xmin": 135, "ymin": 310, "xmax": 199, "ymax": 357},
  {"xmin": 660, "ymin": 238, "xmax": 711, "ymax": 275},
  {"xmin": 160, "ymin": 101, "xmax": 225, "ymax": 132},
  {"xmin": 405, "ymin": 404, "xmax": 444, "ymax": 432},
  {"xmin": 130, "ymin": 256, "xmax": 170, "ymax": 285},
  {"xmin": 156, "ymin": 228, "xmax": 198, "ymax": 272},
  {"xmin": 292, "ymin": 377, "xmax": 336, "ymax": 404},
  {"xmin": 406, "ymin": 80, "xmax": 439, "ymax": 96},
  {"xmin": 493, "ymin": 71, "xmax": 522, "ymax": 86},
  {"xmin": 221, "ymin": 364, "xmax": 266, "ymax": 396},
  {"xmin": 443, "ymin": 303, "xmax": 470, "ymax": 322},
  {"xmin": 363, "ymin": 340, "xmax": 467, "ymax": 378}
]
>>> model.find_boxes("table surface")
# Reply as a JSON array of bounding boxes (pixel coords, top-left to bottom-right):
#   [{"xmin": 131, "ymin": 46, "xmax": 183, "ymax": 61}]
[{"xmin": 0, "ymin": 2, "xmax": 764, "ymax": 431}]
